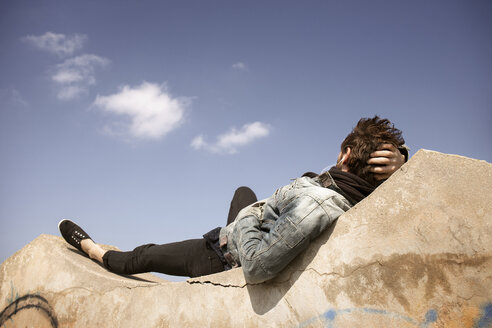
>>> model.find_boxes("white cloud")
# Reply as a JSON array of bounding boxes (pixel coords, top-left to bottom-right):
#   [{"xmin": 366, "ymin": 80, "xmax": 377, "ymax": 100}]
[
  {"xmin": 52, "ymin": 70, "xmax": 84, "ymax": 84},
  {"xmin": 190, "ymin": 135, "xmax": 206, "ymax": 149},
  {"xmin": 23, "ymin": 32, "xmax": 108, "ymax": 101},
  {"xmin": 93, "ymin": 82, "xmax": 189, "ymax": 140},
  {"xmin": 0, "ymin": 88, "xmax": 29, "ymax": 107},
  {"xmin": 57, "ymin": 86, "xmax": 86, "ymax": 100},
  {"xmin": 24, "ymin": 32, "xmax": 87, "ymax": 57},
  {"xmin": 52, "ymin": 54, "xmax": 110, "ymax": 100},
  {"xmin": 11, "ymin": 88, "xmax": 29, "ymax": 107},
  {"xmin": 232, "ymin": 62, "xmax": 247, "ymax": 71},
  {"xmin": 191, "ymin": 121, "xmax": 271, "ymax": 154}
]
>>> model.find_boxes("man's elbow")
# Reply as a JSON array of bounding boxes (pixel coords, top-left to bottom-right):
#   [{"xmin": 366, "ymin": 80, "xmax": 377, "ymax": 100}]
[
  {"xmin": 241, "ymin": 259, "xmax": 277, "ymax": 284},
  {"xmin": 243, "ymin": 271, "xmax": 268, "ymax": 284}
]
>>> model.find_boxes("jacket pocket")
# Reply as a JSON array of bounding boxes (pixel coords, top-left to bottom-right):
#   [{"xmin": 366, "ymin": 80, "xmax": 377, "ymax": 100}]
[{"xmin": 276, "ymin": 216, "xmax": 306, "ymax": 249}]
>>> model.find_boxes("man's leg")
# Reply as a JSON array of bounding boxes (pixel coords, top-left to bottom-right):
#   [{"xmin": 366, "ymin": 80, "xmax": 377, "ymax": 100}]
[
  {"xmin": 60, "ymin": 220, "xmax": 223, "ymax": 278},
  {"xmin": 226, "ymin": 186, "xmax": 257, "ymax": 225},
  {"xmin": 102, "ymin": 239, "xmax": 224, "ymax": 277},
  {"xmin": 107, "ymin": 186, "xmax": 257, "ymax": 276},
  {"xmin": 60, "ymin": 186, "xmax": 256, "ymax": 278}
]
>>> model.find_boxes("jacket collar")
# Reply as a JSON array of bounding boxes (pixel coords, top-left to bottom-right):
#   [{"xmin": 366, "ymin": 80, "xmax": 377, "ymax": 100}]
[{"xmin": 317, "ymin": 168, "xmax": 376, "ymax": 205}]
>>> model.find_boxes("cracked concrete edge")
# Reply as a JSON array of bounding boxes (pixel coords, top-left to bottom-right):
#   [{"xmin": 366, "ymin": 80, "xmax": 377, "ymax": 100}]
[
  {"xmin": 187, "ymin": 280, "xmax": 246, "ymax": 288},
  {"xmin": 187, "ymin": 268, "xmax": 248, "ymax": 288}
]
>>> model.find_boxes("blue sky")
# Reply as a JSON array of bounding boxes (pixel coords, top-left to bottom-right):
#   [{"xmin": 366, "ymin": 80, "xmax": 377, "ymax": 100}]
[{"xmin": 1, "ymin": 1, "xmax": 491, "ymax": 280}]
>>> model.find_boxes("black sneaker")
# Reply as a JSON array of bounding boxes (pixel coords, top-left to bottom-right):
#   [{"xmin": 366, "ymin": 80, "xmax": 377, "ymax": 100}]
[{"xmin": 58, "ymin": 219, "xmax": 92, "ymax": 252}]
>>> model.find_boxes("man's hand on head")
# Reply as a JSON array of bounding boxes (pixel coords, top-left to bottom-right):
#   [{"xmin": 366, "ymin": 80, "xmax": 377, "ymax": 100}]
[{"xmin": 367, "ymin": 144, "xmax": 405, "ymax": 180}]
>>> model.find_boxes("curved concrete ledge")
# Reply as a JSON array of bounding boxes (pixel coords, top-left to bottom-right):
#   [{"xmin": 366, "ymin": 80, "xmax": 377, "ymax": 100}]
[{"xmin": 1, "ymin": 150, "xmax": 491, "ymax": 327}]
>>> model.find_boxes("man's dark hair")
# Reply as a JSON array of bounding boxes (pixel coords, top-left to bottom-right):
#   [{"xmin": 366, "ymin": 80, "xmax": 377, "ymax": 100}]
[{"xmin": 341, "ymin": 116, "xmax": 405, "ymax": 185}]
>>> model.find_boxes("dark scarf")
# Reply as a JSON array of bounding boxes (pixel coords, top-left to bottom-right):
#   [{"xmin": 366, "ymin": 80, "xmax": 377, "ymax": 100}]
[{"xmin": 328, "ymin": 167, "xmax": 375, "ymax": 205}]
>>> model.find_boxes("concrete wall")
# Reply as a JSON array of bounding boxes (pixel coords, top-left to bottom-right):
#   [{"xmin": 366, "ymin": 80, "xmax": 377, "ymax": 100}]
[{"xmin": 1, "ymin": 150, "xmax": 491, "ymax": 327}]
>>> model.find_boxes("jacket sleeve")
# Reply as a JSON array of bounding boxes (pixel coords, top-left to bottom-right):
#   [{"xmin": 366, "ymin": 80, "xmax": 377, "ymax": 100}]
[{"xmin": 237, "ymin": 191, "xmax": 348, "ymax": 284}]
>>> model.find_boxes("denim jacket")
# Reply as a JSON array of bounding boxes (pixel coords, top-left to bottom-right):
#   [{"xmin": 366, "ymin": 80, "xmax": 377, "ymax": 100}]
[{"xmin": 219, "ymin": 171, "xmax": 352, "ymax": 284}]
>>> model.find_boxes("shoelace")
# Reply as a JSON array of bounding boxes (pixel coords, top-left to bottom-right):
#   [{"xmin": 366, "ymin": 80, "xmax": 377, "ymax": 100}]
[{"xmin": 71, "ymin": 230, "xmax": 87, "ymax": 245}]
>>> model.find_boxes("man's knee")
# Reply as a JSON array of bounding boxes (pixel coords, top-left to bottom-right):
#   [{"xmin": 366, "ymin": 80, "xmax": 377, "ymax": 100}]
[
  {"xmin": 132, "ymin": 243, "xmax": 156, "ymax": 254},
  {"xmin": 235, "ymin": 186, "xmax": 255, "ymax": 196}
]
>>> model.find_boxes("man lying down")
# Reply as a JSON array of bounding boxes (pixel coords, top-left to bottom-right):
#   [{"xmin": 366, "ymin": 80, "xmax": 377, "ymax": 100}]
[{"xmin": 59, "ymin": 116, "xmax": 407, "ymax": 284}]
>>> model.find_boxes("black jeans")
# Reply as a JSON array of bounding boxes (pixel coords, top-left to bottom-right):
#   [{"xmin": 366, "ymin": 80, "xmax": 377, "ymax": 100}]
[{"xmin": 102, "ymin": 186, "xmax": 258, "ymax": 278}]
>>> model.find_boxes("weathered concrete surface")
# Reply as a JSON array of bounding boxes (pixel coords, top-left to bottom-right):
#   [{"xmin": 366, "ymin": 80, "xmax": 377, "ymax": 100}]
[{"xmin": 1, "ymin": 149, "xmax": 491, "ymax": 327}]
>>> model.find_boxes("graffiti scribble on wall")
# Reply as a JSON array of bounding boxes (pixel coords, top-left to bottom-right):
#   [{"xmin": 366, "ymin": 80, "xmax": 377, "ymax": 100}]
[{"xmin": 0, "ymin": 294, "xmax": 58, "ymax": 328}]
